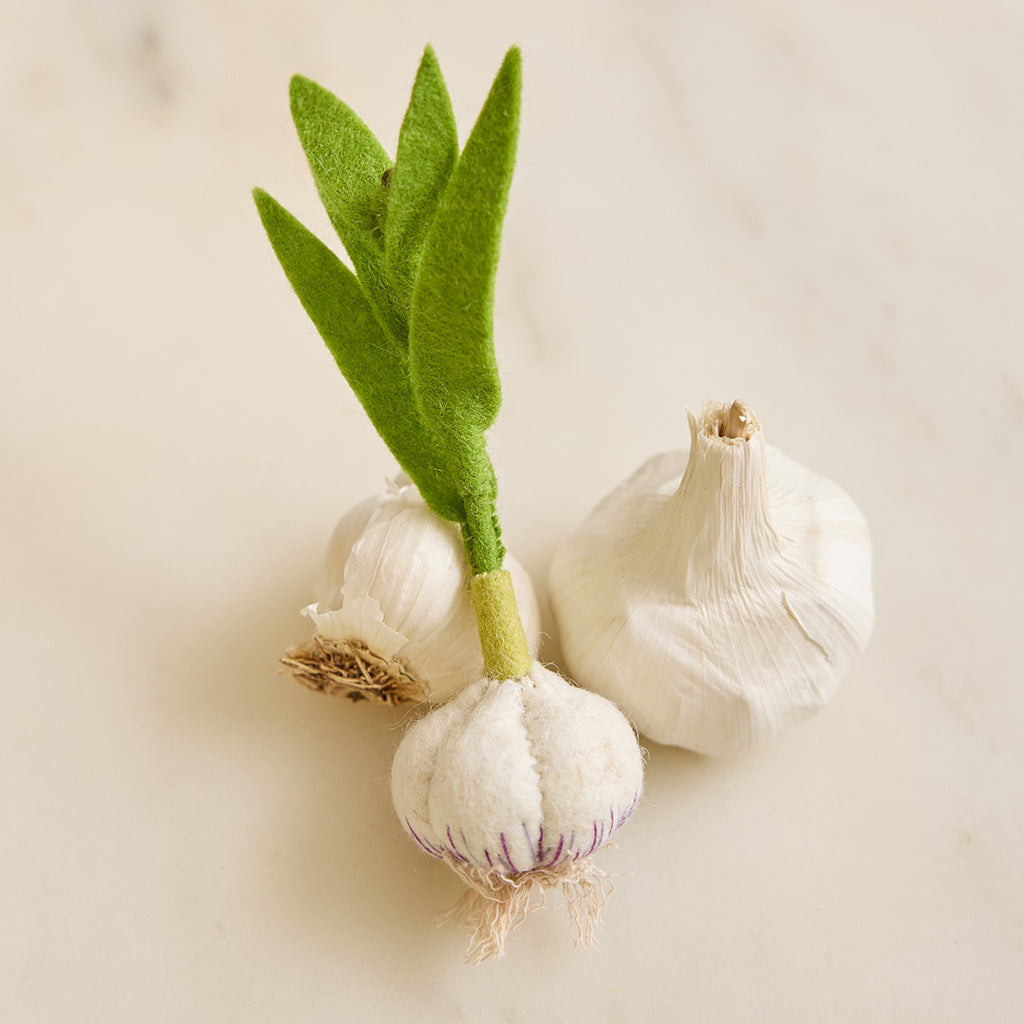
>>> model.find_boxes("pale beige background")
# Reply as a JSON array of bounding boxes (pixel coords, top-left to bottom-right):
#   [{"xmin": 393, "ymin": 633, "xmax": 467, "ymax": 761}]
[{"xmin": 2, "ymin": 1, "xmax": 1022, "ymax": 1021}]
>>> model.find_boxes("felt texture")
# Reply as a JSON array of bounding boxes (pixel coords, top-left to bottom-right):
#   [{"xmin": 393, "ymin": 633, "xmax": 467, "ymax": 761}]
[
  {"xmin": 252, "ymin": 188, "xmax": 464, "ymax": 521},
  {"xmin": 408, "ymin": 47, "xmax": 521, "ymax": 572},
  {"xmin": 308, "ymin": 485, "xmax": 541, "ymax": 700},
  {"xmin": 255, "ymin": 47, "xmax": 522, "ymax": 576},
  {"xmin": 289, "ymin": 74, "xmax": 406, "ymax": 343},
  {"xmin": 408, "ymin": 46, "xmax": 519, "ymax": 441},
  {"xmin": 390, "ymin": 664, "xmax": 644, "ymax": 958},
  {"xmin": 470, "ymin": 570, "xmax": 530, "ymax": 680},
  {"xmin": 390, "ymin": 664, "xmax": 644, "ymax": 883},
  {"xmin": 385, "ymin": 46, "xmax": 458, "ymax": 314}
]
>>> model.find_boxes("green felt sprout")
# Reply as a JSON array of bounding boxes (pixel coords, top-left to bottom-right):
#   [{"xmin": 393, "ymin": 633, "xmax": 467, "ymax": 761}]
[
  {"xmin": 254, "ymin": 45, "xmax": 520, "ymax": 579},
  {"xmin": 255, "ymin": 53, "xmax": 647, "ymax": 961}
]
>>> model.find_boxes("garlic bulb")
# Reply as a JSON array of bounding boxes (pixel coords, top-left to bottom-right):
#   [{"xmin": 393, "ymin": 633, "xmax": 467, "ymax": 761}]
[
  {"xmin": 549, "ymin": 400, "xmax": 874, "ymax": 756},
  {"xmin": 282, "ymin": 482, "xmax": 541, "ymax": 704},
  {"xmin": 391, "ymin": 660, "xmax": 644, "ymax": 962}
]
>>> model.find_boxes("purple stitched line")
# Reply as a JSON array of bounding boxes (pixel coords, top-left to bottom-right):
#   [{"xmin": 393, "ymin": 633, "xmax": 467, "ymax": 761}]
[
  {"xmin": 544, "ymin": 834, "xmax": 565, "ymax": 868},
  {"xmin": 405, "ymin": 820, "xmax": 431, "ymax": 852},
  {"xmin": 406, "ymin": 820, "xmax": 443, "ymax": 860},
  {"xmin": 536, "ymin": 825, "xmax": 544, "ymax": 864},
  {"xmin": 485, "ymin": 849, "xmax": 494, "ymax": 869},
  {"xmin": 586, "ymin": 820, "xmax": 599, "ymax": 857},
  {"xmin": 620, "ymin": 789, "xmax": 640, "ymax": 824},
  {"xmin": 446, "ymin": 826, "xmax": 469, "ymax": 863},
  {"xmin": 500, "ymin": 832, "xmax": 518, "ymax": 874}
]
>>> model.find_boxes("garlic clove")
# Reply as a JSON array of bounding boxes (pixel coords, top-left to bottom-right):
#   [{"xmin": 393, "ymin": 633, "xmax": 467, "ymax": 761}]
[
  {"xmin": 283, "ymin": 483, "xmax": 542, "ymax": 704},
  {"xmin": 549, "ymin": 400, "xmax": 874, "ymax": 756},
  {"xmin": 391, "ymin": 663, "xmax": 644, "ymax": 962},
  {"xmin": 312, "ymin": 491, "xmax": 388, "ymax": 606}
]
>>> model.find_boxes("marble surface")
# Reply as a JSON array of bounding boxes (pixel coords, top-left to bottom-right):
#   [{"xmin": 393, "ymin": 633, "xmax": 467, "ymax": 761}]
[{"xmin": 2, "ymin": 0, "xmax": 1023, "ymax": 1020}]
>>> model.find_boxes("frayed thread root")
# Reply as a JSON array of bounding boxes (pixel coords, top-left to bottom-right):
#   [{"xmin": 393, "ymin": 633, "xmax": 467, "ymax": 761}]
[
  {"xmin": 441, "ymin": 854, "xmax": 613, "ymax": 964},
  {"xmin": 280, "ymin": 636, "xmax": 427, "ymax": 705}
]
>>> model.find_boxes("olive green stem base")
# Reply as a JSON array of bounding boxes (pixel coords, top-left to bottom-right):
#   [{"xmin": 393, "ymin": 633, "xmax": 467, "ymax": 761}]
[{"xmin": 470, "ymin": 570, "xmax": 531, "ymax": 680}]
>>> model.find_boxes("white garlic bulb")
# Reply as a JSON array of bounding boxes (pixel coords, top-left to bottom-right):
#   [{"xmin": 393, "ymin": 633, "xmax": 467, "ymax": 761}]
[
  {"xmin": 282, "ymin": 482, "xmax": 542, "ymax": 704},
  {"xmin": 391, "ymin": 662, "xmax": 644, "ymax": 962},
  {"xmin": 549, "ymin": 400, "xmax": 874, "ymax": 756}
]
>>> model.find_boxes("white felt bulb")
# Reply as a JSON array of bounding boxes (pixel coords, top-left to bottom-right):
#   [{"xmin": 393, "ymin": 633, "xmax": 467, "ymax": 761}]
[
  {"xmin": 283, "ymin": 481, "xmax": 542, "ymax": 703},
  {"xmin": 391, "ymin": 662, "xmax": 644, "ymax": 962},
  {"xmin": 549, "ymin": 400, "xmax": 874, "ymax": 756}
]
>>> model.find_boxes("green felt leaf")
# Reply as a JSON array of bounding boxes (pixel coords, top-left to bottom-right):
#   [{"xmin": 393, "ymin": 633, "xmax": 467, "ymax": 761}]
[
  {"xmin": 408, "ymin": 46, "xmax": 521, "ymax": 452},
  {"xmin": 289, "ymin": 74, "xmax": 407, "ymax": 343},
  {"xmin": 385, "ymin": 46, "xmax": 459, "ymax": 314},
  {"xmin": 253, "ymin": 187, "xmax": 464, "ymax": 521},
  {"xmin": 257, "ymin": 50, "xmax": 522, "ymax": 576}
]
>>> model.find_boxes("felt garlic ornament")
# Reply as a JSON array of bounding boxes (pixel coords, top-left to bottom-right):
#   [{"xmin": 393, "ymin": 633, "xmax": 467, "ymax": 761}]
[
  {"xmin": 282, "ymin": 481, "xmax": 542, "ymax": 703},
  {"xmin": 256, "ymin": 46, "xmax": 645, "ymax": 962},
  {"xmin": 549, "ymin": 400, "xmax": 874, "ymax": 756},
  {"xmin": 391, "ymin": 574, "xmax": 644, "ymax": 962}
]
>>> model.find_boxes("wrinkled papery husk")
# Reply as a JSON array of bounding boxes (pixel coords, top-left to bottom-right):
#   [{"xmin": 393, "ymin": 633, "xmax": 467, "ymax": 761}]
[{"xmin": 549, "ymin": 401, "xmax": 874, "ymax": 755}]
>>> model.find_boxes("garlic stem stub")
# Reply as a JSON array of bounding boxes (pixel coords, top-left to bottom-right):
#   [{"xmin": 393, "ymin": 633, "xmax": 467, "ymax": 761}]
[
  {"xmin": 282, "ymin": 482, "xmax": 541, "ymax": 704},
  {"xmin": 390, "ymin": 660, "xmax": 644, "ymax": 962},
  {"xmin": 549, "ymin": 400, "xmax": 874, "ymax": 756}
]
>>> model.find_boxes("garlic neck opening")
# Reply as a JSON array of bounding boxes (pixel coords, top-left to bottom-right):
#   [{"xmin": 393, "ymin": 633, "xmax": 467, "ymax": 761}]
[
  {"xmin": 716, "ymin": 399, "xmax": 758, "ymax": 441},
  {"xmin": 647, "ymin": 400, "xmax": 779, "ymax": 591}
]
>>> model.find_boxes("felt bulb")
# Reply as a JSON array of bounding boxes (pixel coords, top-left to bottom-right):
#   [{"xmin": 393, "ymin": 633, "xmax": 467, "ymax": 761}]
[
  {"xmin": 549, "ymin": 400, "xmax": 874, "ymax": 756},
  {"xmin": 282, "ymin": 481, "xmax": 542, "ymax": 704},
  {"xmin": 391, "ymin": 662, "xmax": 644, "ymax": 962}
]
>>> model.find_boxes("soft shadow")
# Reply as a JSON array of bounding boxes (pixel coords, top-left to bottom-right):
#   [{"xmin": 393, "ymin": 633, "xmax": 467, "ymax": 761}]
[
  {"xmin": 142, "ymin": 548, "xmax": 745, "ymax": 979},
  {"xmin": 152, "ymin": 556, "xmax": 466, "ymax": 974}
]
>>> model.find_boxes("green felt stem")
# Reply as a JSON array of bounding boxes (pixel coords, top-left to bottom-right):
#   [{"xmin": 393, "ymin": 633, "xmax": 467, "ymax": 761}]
[
  {"xmin": 470, "ymin": 570, "xmax": 531, "ymax": 680},
  {"xmin": 460, "ymin": 464, "xmax": 504, "ymax": 575}
]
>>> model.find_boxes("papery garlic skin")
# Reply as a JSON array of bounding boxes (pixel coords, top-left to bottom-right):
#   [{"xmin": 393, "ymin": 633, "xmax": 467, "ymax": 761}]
[
  {"xmin": 549, "ymin": 401, "xmax": 874, "ymax": 756},
  {"xmin": 390, "ymin": 663, "xmax": 644, "ymax": 960},
  {"xmin": 293, "ymin": 483, "xmax": 541, "ymax": 702}
]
